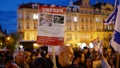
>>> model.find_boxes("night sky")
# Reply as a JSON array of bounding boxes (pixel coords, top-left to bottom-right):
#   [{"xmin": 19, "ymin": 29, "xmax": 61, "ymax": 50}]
[{"xmin": 0, "ymin": 0, "xmax": 115, "ymax": 34}]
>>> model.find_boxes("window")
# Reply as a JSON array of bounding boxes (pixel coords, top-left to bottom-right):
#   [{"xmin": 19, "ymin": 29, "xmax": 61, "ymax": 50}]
[
  {"xmin": 26, "ymin": 33, "xmax": 30, "ymax": 40},
  {"xmin": 75, "ymin": 34, "xmax": 77, "ymax": 40},
  {"xmin": 74, "ymin": 16, "xmax": 77, "ymax": 22},
  {"xmin": 81, "ymin": 18, "xmax": 83, "ymax": 22},
  {"xmin": 86, "ymin": 18, "xmax": 88, "ymax": 23},
  {"xmin": 33, "ymin": 23, "xmax": 37, "ymax": 29},
  {"xmin": 66, "ymin": 15, "xmax": 71, "ymax": 22},
  {"xmin": 32, "ymin": 4, "xmax": 38, "ymax": 9},
  {"xmin": 26, "ymin": 23, "xmax": 30, "ymax": 29},
  {"xmin": 18, "ymin": 22, "xmax": 22, "ymax": 29},
  {"xmin": 90, "ymin": 26, "xmax": 92, "ymax": 30},
  {"xmin": 18, "ymin": 13, "xmax": 22, "ymax": 19},
  {"xmin": 90, "ymin": 18, "xmax": 92, "ymax": 23},
  {"xmin": 86, "ymin": 25, "xmax": 88, "ymax": 30},
  {"xmin": 67, "ymin": 7, "xmax": 71, "ymax": 12},
  {"xmin": 26, "ymin": 14, "xmax": 30, "ymax": 19},
  {"xmin": 33, "ymin": 14, "xmax": 38, "ymax": 20},
  {"xmin": 96, "ymin": 17, "xmax": 100, "ymax": 22},
  {"xmin": 73, "ymin": 8, "xmax": 77, "ymax": 12},
  {"xmin": 75, "ymin": 24, "xmax": 77, "ymax": 30},
  {"xmin": 70, "ymin": 34, "xmax": 72, "ymax": 41},
  {"xmin": 82, "ymin": 25, "xmax": 84, "ymax": 30}
]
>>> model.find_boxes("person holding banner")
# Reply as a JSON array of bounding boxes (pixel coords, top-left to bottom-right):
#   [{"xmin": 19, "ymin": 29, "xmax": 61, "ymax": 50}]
[{"xmin": 56, "ymin": 46, "xmax": 74, "ymax": 68}]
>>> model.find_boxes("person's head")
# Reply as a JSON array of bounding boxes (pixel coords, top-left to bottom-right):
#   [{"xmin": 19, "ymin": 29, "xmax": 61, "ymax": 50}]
[
  {"xmin": 6, "ymin": 55, "xmax": 14, "ymax": 63},
  {"xmin": 85, "ymin": 57, "xmax": 93, "ymax": 68},
  {"xmin": 43, "ymin": 15, "xmax": 49, "ymax": 21},
  {"xmin": 33, "ymin": 58, "xmax": 48, "ymax": 68},
  {"xmin": 83, "ymin": 47, "xmax": 89, "ymax": 54},
  {"xmin": 73, "ymin": 51, "xmax": 85, "ymax": 64},
  {"xmin": 109, "ymin": 53, "xmax": 117, "ymax": 64},
  {"xmin": 13, "ymin": 51, "xmax": 24, "ymax": 65},
  {"xmin": 40, "ymin": 46, "xmax": 48, "ymax": 58},
  {"xmin": 103, "ymin": 48, "xmax": 109, "ymax": 58},
  {"xmin": 94, "ymin": 53, "xmax": 100, "ymax": 60},
  {"xmin": 58, "ymin": 46, "xmax": 74, "ymax": 67}
]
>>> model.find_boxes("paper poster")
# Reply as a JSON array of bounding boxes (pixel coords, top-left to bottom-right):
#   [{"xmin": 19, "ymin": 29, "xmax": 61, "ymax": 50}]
[{"xmin": 37, "ymin": 5, "xmax": 66, "ymax": 46}]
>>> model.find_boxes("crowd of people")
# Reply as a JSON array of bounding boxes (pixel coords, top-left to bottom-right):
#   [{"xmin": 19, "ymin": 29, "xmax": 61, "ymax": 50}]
[{"xmin": 0, "ymin": 45, "xmax": 120, "ymax": 68}]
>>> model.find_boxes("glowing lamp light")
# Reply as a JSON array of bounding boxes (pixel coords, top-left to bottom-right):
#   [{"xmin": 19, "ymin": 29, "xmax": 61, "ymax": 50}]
[
  {"xmin": 19, "ymin": 45, "xmax": 23, "ymax": 49},
  {"xmin": 80, "ymin": 43, "xmax": 87, "ymax": 49},
  {"xmin": 0, "ymin": 42, "xmax": 2, "ymax": 45},
  {"xmin": 33, "ymin": 43, "xmax": 39, "ymax": 49},
  {"xmin": 77, "ymin": 43, "xmax": 81, "ymax": 47},
  {"xmin": 7, "ymin": 37, "xmax": 10, "ymax": 40},
  {"xmin": 89, "ymin": 42, "xmax": 94, "ymax": 48},
  {"xmin": 66, "ymin": 43, "xmax": 70, "ymax": 46}
]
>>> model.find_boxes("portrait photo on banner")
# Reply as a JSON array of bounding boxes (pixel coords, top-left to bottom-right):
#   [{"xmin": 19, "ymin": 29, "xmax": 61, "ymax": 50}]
[{"xmin": 39, "ymin": 14, "xmax": 53, "ymax": 26}]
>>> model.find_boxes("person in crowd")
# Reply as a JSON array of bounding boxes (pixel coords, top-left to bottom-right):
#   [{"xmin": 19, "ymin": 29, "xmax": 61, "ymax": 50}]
[
  {"xmin": 72, "ymin": 50, "xmax": 85, "ymax": 68},
  {"xmin": 13, "ymin": 50, "xmax": 29, "ymax": 68},
  {"xmin": 100, "ymin": 46, "xmax": 111, "ymax": 68},
  {"xmin": 32, "ymin": 57, "xmax": 48, "ymax": 68},
  {"xmin": 24, "ymin": 49, "xmax": 32, "ymax": 68},
  {"xmin": 84, "ymin": 57, "xmax": 93, "ymax": 68},
  {"xmin": 108, "ymin": 53, "xmax": 117, "ymax": 68},
  {"xmin": 0, "ymin": 56, "xmax": 6, "ymax": 68},
  {"xmin": 103, "ymin": 48, "xmax": 109, "ymax": 61},
  {"xmin": 83, "ymin": 47, "xmax": 90, "ymax": 58},
  {"xmin": 33, "ymin": 46, "xmax": 53, "ymax": 68},
  {"xmin": 40, "ymin": 46, "xmax": 53, "ymax": 68},
  {"xmin": 6, "ymin": 55, "xmax": 18, "ymax": 68},
  {"xmin": 56, "ymin": 45, "xmax": 74, "ymax": 68},
  {"xmin": 93, "ymin": 53, "xmax": 102, "ymax": 68}
]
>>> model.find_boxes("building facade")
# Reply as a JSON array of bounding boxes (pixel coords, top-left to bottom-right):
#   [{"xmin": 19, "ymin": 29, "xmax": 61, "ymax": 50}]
[
  {"xmin": 65, "ymin": 0, "xmax": 114, "ymax": 47},
  {"xmin": 17, "ymin": 0, "xmax": 114, "ymax": 47},
  {"xmin": 17, "ymin": 3, "xmax": 38, "ymax": 41}
]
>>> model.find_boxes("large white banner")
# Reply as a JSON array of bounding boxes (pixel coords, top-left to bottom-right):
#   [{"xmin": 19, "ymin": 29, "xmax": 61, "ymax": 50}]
[{"xmin": 37, "ymin": 6, "xmax": 66, "ymax": 46}]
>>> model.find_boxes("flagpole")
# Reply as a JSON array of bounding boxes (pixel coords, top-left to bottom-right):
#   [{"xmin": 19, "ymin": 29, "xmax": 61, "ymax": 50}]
[{"xmin": 116, "ymin": 54, "xmax": 119, "ymax": 68}]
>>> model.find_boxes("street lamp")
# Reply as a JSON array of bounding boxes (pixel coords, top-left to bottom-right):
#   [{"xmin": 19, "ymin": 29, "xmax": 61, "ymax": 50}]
[
  {"xmin": 7, "ymin": 37, "xmax": 10, "ymax": 40},
  {"xmin": 0, "ymin": 42, "xmax": 2, "ymax": 45}
]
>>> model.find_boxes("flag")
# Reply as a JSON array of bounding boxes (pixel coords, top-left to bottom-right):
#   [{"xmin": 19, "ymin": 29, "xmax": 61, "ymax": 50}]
[
  {"xmin": 104, "ymin": 0, "xmax": 118, "ymax": 24},
  {"xmin": 106, "ymin": 0, "xmax": 120, "ymax": 53}
]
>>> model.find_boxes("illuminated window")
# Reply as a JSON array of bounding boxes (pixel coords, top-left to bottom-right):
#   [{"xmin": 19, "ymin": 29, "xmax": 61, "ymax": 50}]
[
  {"xmin": 74, "ymin": 16, "xmax": 77, "ymax": 22},
  {"xmin": 33, "ymin": 14, "xmax": 38, "ymax": 20},
  {"xmin": 96, "ymin": 17, "xmax": 100, "ymax": 22}
]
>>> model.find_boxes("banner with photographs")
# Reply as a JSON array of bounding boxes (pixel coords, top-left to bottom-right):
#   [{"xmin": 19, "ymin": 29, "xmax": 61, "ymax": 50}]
[{"xmin": 37, "ymin": 5, "xmax": 66, "ymax": 46}]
